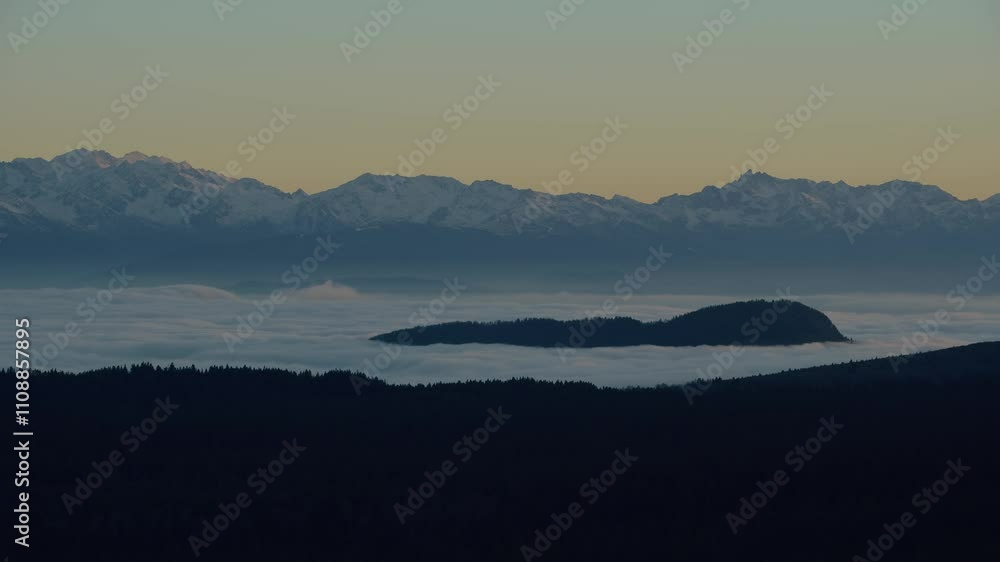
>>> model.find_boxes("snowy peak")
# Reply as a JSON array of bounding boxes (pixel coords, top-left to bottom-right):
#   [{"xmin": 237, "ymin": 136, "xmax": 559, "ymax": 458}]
[{"xmin": 122, "ymin": 151, "xmax": 151, "ymax": 163}]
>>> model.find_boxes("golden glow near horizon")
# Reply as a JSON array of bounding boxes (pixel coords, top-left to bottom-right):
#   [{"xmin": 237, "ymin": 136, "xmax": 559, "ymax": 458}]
[{"xmin": 1, "ymin": 0, "xmax": 997, "ymax": 201}]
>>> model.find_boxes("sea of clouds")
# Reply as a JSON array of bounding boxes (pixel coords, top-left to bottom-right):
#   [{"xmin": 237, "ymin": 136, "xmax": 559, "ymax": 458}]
[{"xmin": 2, "ymin": 283, "xmax": 998, "ymax": 387}]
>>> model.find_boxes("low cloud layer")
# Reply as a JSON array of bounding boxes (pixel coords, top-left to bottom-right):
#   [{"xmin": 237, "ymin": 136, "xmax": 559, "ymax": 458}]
[{"xmin": 3, "ymin": 286, "xmax": 998, "ymax": 387}]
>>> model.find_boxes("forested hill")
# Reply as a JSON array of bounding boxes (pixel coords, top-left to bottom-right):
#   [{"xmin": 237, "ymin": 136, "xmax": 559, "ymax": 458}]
[
  {"xmin": 14, "ymin": 342, "xmax": 1000, "ymax": 561},
  {"xmin": 371, "ymin": 300, "xmax": 849, "ymax": 348}
]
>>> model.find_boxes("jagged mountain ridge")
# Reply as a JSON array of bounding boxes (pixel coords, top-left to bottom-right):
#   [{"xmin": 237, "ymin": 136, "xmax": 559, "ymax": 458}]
[{"xmin": 1, "ymin": 149, "xmax": 998, "ymax": 237}]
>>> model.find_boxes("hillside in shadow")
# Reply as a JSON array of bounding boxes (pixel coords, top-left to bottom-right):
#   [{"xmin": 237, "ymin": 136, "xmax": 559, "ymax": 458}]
[
  {"xmin": 372, "ymin": 300, "xmax": 849, "ymax": 348},
  {"xmin": 14, "ymin": 342, "xmax": 998, "ymax": 561}
]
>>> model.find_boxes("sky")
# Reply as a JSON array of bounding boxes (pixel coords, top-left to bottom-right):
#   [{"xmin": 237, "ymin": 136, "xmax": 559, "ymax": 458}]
[{"xmin": 1, "ymin": 0, "xmax": 998, "ymax": 202}]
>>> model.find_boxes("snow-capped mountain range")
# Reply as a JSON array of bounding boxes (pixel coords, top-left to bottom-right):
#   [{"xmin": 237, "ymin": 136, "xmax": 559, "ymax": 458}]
[{"xmin": 1, "ymin": 149, "xmax": 998, "ymax": 237}]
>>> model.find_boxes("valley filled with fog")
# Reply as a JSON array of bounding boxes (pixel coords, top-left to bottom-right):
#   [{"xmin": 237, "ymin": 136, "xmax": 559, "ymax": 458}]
[{"xmin": 5, "ymin": 286, "xmax": 998, "ymax": 386}]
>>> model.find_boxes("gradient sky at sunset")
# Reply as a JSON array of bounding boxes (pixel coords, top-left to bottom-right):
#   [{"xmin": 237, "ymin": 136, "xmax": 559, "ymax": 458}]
[{"xmin": 2, "ymin": 0, "xmax": 997, "ymax": 201}]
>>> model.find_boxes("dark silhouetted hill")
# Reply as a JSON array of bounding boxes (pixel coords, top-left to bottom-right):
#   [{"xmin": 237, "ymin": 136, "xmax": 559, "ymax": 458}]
[{"xmin": 371, "ymin": 300, "xmax": 849, "ymax": 348}]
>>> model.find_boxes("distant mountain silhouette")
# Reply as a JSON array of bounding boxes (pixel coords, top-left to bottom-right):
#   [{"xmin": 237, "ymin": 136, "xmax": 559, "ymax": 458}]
[
  {"xmin": 371, "ymin": 300, "xmax": 849, "ymax": 348},
  {"xmin": 4, "ymin": 150, "xmax": 998, "ymax": 237},
  {"xmin": 4, "ymin": 150, "xmax": 1000, "ymax": 293}
]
